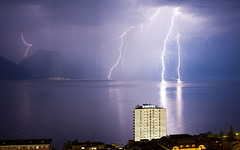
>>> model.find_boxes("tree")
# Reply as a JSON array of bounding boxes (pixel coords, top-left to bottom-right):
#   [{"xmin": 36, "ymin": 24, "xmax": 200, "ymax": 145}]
[
  {"xmin": 220, "ymin": 131, "xmax": 225, "ymax": 138},
  {"xmin": 228, "ymin": 125, "xmax": 235, "ymax": 141},
  {"xmin": 63, "ymin": 140, "xmax": 72, "ymax": 150},
  {"xmin": 206, "ymin": 131, "xmax": 215, "ymax": 137},
  {"xmin": 72, "ymin": 139, "xmax": 79, "ymax": 145}
]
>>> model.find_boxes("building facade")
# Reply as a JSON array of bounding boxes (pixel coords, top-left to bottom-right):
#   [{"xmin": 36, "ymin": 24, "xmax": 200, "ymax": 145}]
[
  {"xmin": 71, "ymin": 141, "xmax": 105, "ymax": 150},
  {"xmin": 159, "ymin": 134, "xmax": 206, "ymax": 150},
  {"xmin": 133, "ymin": 104, "xmax": 166, "ymax": 141},
  {"xmin": 0, "ymin": 139, "xmax": 52, "ymax": 150}
]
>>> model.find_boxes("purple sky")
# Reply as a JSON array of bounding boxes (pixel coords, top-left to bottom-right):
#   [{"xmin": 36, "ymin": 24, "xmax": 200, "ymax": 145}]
[{"xmin": 1, "ymin": 0, "xmax": 240, "ymax": 81}]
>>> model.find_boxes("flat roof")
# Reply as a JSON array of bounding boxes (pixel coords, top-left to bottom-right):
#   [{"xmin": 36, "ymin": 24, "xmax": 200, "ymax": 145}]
[
  {"xmin": 0, "ymin": 139, "xmax": 52, "ymax": 146},
  {"xmin": 72, "ymin": 141, "xmax": 104, "ymax": 146},
  {"xmin": 135, "ymin": 104, "xmax": 164, "ymax": 109}
]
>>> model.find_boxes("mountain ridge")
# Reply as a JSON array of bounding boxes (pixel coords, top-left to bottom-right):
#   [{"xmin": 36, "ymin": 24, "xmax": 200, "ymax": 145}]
[{"xmin": 0, "ymin": 56, "xmax": 31, "ymax": 80}]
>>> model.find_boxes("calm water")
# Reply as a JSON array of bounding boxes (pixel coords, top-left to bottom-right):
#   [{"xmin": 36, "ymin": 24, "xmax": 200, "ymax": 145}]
[{"xmin": 0, "ymin": 80, "xmax": 240, "ymax": 148}]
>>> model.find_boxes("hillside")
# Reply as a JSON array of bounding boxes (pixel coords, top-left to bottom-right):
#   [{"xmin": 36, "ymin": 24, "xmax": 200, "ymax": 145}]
[{"xmin": 0, "ymin": 56, "xmax": 31, "ymax": 80}]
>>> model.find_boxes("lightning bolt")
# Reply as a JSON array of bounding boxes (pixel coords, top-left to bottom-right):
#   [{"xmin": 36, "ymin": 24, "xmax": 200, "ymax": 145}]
[
  {"xmin": 176, "ymin": 33, "xmax": 181, "ymax": 83},
  {"xmin": 107, "ymin": 26, "xmax": 135, "ymax": 79},
  {"xmin": 20, "ymin": 33, "xmax": 32, "ymax": 57},
  {"xmin": 121, "ymin": 39, "xmax": 128, "ymax": 68},
  {"xmin": 143, "ymin": 8, "xmax": 161, "ymax": 37},
  {"xmin": 161, "ymin": 7, "xmax": 180, "ymax": 82},
  {"xmin": 107, "ymin": 7, "xmax": 181, "ymax": 80},
  {"xmin": 140, "ymin": 24, "xmax": 144, "ymax": 32},
  {"xmin": 149, "ymin": 8, "xmax": 161, "ymax": 25}
]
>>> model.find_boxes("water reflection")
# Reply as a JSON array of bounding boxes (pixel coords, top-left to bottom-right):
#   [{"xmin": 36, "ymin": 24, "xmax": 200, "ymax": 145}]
[
  {"xmin": 108, "ymin": 87, "xmax": 124, "ymax": 125},
  {"xmin": 108, "ymin": 82, "xmax": 126, "ymax": 137},
  {"xmin": 158, "ymin": 81, "xmax": 184, "ymax": 134},
  {"xmin": 22, "ymin": 86, "xmax": 31, "ymax": 120},
  {"xmin": 1, "ymin": 80, "xmax": 240, "ymax": 148},
  {"xmin": 159, "ymin": 81, "xmax": 167, "ymax": 108},
  {"xmin": 176, "ymin": 81, "xmax": 183, "ymax": 132}
]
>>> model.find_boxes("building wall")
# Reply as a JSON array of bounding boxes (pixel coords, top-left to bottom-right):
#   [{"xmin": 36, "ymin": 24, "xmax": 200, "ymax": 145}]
[
  {"xmin": 0, "ymin": 144, "xmax": 51, "ymax": 150},
  {"xmin": 72, "ymin": 145, "xmax": 104, "ymax": 150},
  {"xmin": 134, "ymin": 105, "xmax": 166, "ymax": 141},
  {"xmin": 161, "ymin": 144, "xmax": 206, "ymax": 150}
]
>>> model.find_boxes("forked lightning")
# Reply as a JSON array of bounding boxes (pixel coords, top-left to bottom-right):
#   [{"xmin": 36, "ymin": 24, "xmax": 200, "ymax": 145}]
[
  {"xmin": 21, "ymin": 33, "xmax": 32, "ymax": 57},
  {"xmin": 107, "ymin": 26, "xmax": 135, "ymax": 79},
  {"xmin": 161, "ymin": 7, "xmax": 180, "ymax": 82}
]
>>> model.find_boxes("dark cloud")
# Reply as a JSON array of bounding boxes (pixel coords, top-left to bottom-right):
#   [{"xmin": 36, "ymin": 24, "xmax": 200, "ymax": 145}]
[
  {"xmin": 135, "ymin": 0, "xmax": 240, "ymax": 35},
  {"xmin": 0, "ymin": 0, "xmax": 139, "ymax": 29},
  {"xmin": 1, "ymin": 0, "xmax": 240, "ymax": 30}
]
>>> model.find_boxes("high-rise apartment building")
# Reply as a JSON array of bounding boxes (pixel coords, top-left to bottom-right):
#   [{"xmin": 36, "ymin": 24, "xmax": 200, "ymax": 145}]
[{"xmin": 133, "ymin": 104, "xmax": 166, "ymax": 141}]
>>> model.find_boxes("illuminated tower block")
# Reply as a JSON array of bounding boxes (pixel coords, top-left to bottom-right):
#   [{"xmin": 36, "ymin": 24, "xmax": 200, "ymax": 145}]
[{"xmin": 133, "ymin": 104, "xmax": 166, "ymax": 141}]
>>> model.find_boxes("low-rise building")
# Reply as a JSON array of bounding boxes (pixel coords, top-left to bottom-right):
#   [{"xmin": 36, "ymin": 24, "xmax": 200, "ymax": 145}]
[
  {"xmin": 72, "ymin": 141, "xmax": 104, "ymax": 150},
  {"xmin": 126, "ymin": 139, "xmax": 163, "ymax": 150},
  {"xmin": 159, "ymin": 134, "xmax": 206, "ymax": 150},
  {"xmin": 0, "ymin": 139, "xmax": 52, "ymax": 150}
]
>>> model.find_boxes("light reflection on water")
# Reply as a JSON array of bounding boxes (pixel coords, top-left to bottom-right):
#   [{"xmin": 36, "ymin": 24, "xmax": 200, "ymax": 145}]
[
  {"xmin": 176, "ymin": 81, "xmax": 183, "ymax": 133},
  {"xmin": 108, "ymin": 86, "xmax": 126, "ymax": 138},
  {"xmin": 0, "ymin": 80, "xmax": 240, "ymax": 148},
  {"xmin": 158, "ymin": 81, "xmax": 184, "ymax": 134}
]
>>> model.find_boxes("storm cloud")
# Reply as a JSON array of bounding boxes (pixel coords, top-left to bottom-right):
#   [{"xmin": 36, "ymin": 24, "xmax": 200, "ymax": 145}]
[{"xmin": 1, "ymin": 0, "xmax": 240, "ymax": 80}]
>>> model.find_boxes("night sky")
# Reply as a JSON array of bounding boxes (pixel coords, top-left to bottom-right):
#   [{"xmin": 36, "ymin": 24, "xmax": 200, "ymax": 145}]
[{"xmin": 1, "ymin": 0, "xmax": 240, "ymax": 81}]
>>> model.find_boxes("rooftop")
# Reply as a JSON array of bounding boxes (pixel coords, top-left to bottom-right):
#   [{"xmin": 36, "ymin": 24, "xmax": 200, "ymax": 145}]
[
  {"xmin": 0, "ymin": 139, "xmax": 52, "ymax": 146},
  {"xmin": 72, "ymin": 141, "xmax": 104, "ymax": 146},
  {"xmin": 135, "ymin": 104, "xmax": 164, "ymax": 109},
  {"xmin": 161, "ymin": 134, "xmax": 196, "ymax": 144}
]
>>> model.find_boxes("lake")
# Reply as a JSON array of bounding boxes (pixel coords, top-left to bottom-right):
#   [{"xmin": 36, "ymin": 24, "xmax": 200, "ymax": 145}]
[{"xmin": 0, "ymin": 80, "xmax": 240, "ymax": 148}]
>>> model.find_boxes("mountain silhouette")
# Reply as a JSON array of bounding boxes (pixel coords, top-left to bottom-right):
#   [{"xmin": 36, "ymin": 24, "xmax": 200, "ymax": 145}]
[{"xmin": 0, "ymin": 56, "xmax": 31, "ymax": 80}]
